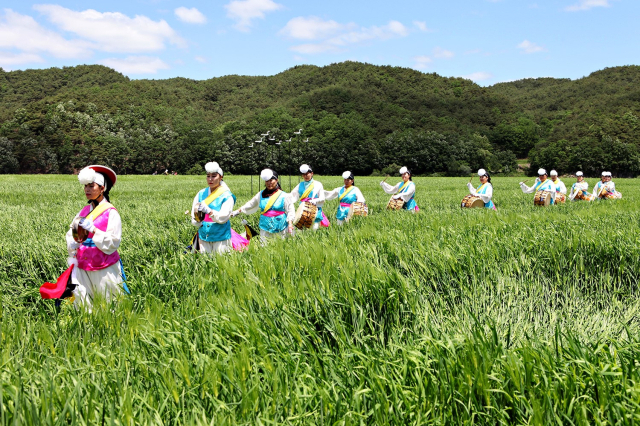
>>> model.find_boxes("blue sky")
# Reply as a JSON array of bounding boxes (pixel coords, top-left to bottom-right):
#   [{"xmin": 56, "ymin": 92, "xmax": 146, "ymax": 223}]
[{"xmin": 1, "ymin": 0, "xmax": 638, "ymax": 85}]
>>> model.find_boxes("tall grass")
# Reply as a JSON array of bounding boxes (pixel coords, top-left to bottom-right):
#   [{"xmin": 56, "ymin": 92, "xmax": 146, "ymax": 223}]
[{"xmin": 1, "ymin": 174, "xmax": 639, "ymax": 424}]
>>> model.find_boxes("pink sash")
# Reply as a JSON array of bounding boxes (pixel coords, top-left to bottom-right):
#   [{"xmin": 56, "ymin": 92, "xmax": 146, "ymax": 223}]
[
  {"xmin": 340, "ymin": 202, "xmax": 351, "ymax": 207},
  {"xmin": 263, "ymin": 210, "xmax": 285, "ymax": 217},
  {"xmin": 230, "ymin": 229, "xmax": 249, "ymax": 251}
]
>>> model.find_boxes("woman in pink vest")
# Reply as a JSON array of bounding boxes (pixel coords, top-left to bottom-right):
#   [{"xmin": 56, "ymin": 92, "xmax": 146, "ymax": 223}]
[{"xmin": 65, "ymin": 165, "xmax": 127, "ymax": 309}]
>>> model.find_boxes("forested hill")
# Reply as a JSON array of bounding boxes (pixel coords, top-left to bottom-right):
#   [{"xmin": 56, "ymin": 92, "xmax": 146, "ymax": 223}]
[
  {"xmin": 0, "ymin": 62, "xmax": 639, "ymax": 176},
  {"xmin": 487, "ymin": 65, "xmax": 640, "ymax": 176}
]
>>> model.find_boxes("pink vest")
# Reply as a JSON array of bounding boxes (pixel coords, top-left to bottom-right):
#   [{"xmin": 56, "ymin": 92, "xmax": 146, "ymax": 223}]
[{"xmin": 76, "ymin": 204, "xmax": 121, "ymax": 271}]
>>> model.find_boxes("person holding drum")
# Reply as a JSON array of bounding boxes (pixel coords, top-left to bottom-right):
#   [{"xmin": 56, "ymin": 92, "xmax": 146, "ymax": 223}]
[
  {"xmin": 594, "ymin": 171, "xmax": 622, "ymax": 199},
  {"xmin": 324, "ymin": 171, "xmax": 366, "ymax": 225},
  {"xmin": 232, "ymin": 169, "xmax": 295, "ymax": 239},
  {"xmin": 569, "ymin": 171, "xmax": 593, "ymax": 201},
  {"xmin": 549, "ymin": 170, "xmax": 567, "ymax": 203},
  {"xmin": 65, "ymin": 165, "xmax": 128, "ymax": 309},
  {"xmin": 519, "ymin": 168, "xmax": 556, "ymax": 205},
  {"xmin": 466, "ymin": 168, "xmax": 495, "ymax": 209},
  {"xmin": 190, "ymin": 162, "xmax": 236, "ymax": 254},
  {"xmin": 380, "ymin": 166, "xmax": 418, "ymax": 212},
  {"xmin": 288, "ymin": 164, "xmax": 328, "ymax": 230}
]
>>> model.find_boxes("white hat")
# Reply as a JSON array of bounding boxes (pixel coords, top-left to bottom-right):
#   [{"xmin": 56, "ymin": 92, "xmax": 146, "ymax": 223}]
[
  {"xmin": 477, "ymin": 168, "xmax": 487, "ymax": 177},
  {"xmin": 78, "ymin": 167, "xmax": 105, "ymax": 186},
  {"xmin": 576, "ymin": 171, "xmax": 583, "ymax": 176},
  {"xmin": 342, "ymin": 171, "xmax": 353, "ymax": 180},
  {"xmin": 260, "ymin": 169, "xmax": 276, "ymax": 181},
  {"xmin": 299, "ymin": 164, "xmax": 312, "ymax": 174},
  {"xmin": 537, "ymin": 168, "xmax": 547, "ymax": 175},
  {"xmin": 399, "ymin": 166, "xmax": 409, "ymax": 175},
  {"xmin": 205, "ymin": 162, "xmax": 223, "ymax": 176},
  {"xmin": 550, "ymin": 170, "xmax": 558, "ymax": 176},
  {"xmin": 601, "ymin": 171, "xmax": 607, "ymax": 176},
  {"xmin": 605, "ymin": 171, "xmax": 612, "ymax": 177}
]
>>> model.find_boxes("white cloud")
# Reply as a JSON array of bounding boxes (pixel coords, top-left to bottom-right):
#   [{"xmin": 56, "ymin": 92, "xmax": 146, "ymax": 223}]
[
  {"xmin": 194, "ymin": 55, "xmax": 207, "ymax": 63},
  {"xmin": 224, "ymin": 0, "xmax": 282, "ymax": 32},
  {"xmin": 412, "ymin": 55, "xmax": 432, "ymax": 70},
  {"xmin": 433, "ymin": 47, "xmax": 454, "ymax": 59},
  {"xmin": 33, "ymin": 4, "xmax": 186, "ymax": 53},
  {"xmin": 413, "ymin": 21, "xmax": 430, "ymax": 32},
  {"xmin": 0, "ymin": 51, "xmax": 45, "ymax": 69},
  {"xmin": 517, "ymin": 39, "xmax": 545, "ymax": 53},
  {"xmin": 174, "ymin": 7, "xmax": 207, "ymax": 24},
  {"xmin": 279, "ymin": 16, "xmax": 348, "ymax": 40},
  {"xmin": 0, "ymin": 9, "xmax": 93, "ymax": 58},
  {"xmin": 463, "ymin": 71, "xmax": 493, "ymax": 82},
  {"xmin": 99, "ymin": 56, "xmax": 170, "ymax": 74},
  {"xmin": 565, "ymin": 0, "xmax": 611, "ymax": 11},
  {"xmin": 289, "ymin": 20, "xmax": 409, "ymax": 55}
]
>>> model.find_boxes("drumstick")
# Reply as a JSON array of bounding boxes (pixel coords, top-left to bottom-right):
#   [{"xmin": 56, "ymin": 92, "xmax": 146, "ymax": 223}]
[
  {"xmin": 469, "ymin": 176, "xmax": 473, "ymax": 183},
  {"xmin": 382, "ymin": 174, "xmax": 390, "ymax": 183}
]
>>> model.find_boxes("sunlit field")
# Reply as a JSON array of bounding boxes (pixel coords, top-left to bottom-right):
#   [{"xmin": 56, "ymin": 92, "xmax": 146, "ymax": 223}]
[{"xmin": 1, "ymin": 174, "xmax": 639, "ymax": 425}]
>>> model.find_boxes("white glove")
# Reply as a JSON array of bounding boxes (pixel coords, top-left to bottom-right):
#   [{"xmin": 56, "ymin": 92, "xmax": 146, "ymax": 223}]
[
  {"xmin": 79, "ymin": 218, "xmax": 95, "ymax": 233},
  {"xmin": 230, "ymin": 209, "xmax": 241, "ymax": 217},
  {"xmin": 67, "ymin": 257, "xmax": 78, "ymax": 267},
  {"xmin": 192, "ymin": 219, "xmax": 202, "ymax": 228},
  {"xmin": 392, "ymin": 194, "xmax": 402, "ymax": 199},
  {"xmin": 519, "ymin": 182, "xmax": 524, "ymax": 186},
  {"xmin": 307, "ymin": 199, "xmax": 317, "ymax": 205},
  {"xmin": 197, "ymin": 203, "xmax": 212, "ymax": 215},
  {"xmin": 68, "ymin": 241, "xmax": 81, "ymax": 250}
]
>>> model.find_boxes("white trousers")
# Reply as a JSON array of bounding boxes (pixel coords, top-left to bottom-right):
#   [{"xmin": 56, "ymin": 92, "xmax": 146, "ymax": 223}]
[
  {"xmin": 336, "ymin": 219, "xmax": 345, "ymax": 226},
  {"xmin": 72, "ymin": 262, "xmax": 124, "ymax": 310},
  {"xmin": 259, "ymin": 229, "xmax": 289, "ymax": 243},
  {"xmin": 198, "ymin": 239, "xmax": 231, "ymax": 255}
]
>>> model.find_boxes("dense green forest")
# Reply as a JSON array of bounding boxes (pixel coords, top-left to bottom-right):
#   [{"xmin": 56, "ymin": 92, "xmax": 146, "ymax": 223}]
[{"xmin": 0, "ymin": 62, "xmax": 638, "ymax": 176}]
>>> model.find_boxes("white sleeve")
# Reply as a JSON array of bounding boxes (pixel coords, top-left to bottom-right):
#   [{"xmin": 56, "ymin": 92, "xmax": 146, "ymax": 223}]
[
  {"xmin": 478, "ymin": 185, "xmax": 492, "ymax": 204},
  {"xmin": 520, "ymin": 179, "xmax": 538, "ymax": 194},
  {"xmin": 91, "ymin": 209, "xmax": 122, "ymax": 255},
  {"xmin": 284, "ymin": 194, "xmax": 295, "ymax": 223},
  {"xmin": 380, "ymin": 181, "xmax": 400, "ymax": 194},
  {"xmin": 354, "ymin": 188, "xmax": 365, "ymax": 203},
  {"xmin": 559, "ymin": 181, "xmax": 567, "ymax": 195},
  {"xmin": 324, "ymin": 188, "xmax": 340, "ymax": 201},
  {"xmin": 239, "ymin": 193, "xmax": 261, "ymax": 215},
  {"xmin": 314, "ymin": 182, "xmax": 325, "ymax": 208},
  {"xmin": 65, "ymin": 213, "xmax": 81, "ymax": 255},
  {"xmin": 569, "ymin": 184, "xmax": 577, "ymax": 200},
  {"xmin": 398, "ymin": 183, "xmax": 415, "ymax": 202},
  {"xmin": 467, "ymin": 182, "xmax": 477, "ymax": 196},
  {"xmin": 209, "ymin": 197, "xmax": 234, "ymax": 224},
  {"xmin": 609, "ymin": 182, "xmax": 616, "ymax": 191},
  {"xmin": 190, "ymin": 192, "xmax": 200, "ymax": 226},
  {"xmin": 289, "ymin": 185, "xmax": 300, "ymax": 203}
]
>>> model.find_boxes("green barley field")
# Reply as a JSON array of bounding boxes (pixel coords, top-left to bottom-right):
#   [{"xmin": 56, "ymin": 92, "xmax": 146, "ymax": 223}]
[{"xmin": 1, "ymin": 174, "xmax": 639, "ymax": 425}]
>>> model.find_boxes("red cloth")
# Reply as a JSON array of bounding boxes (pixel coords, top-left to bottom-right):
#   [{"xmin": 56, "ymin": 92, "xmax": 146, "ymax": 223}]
[
  {"xmin": 40, "ymin": 264, "xmax": 74, "ymax": 299},
  {"xmin": 230, "ymin": 229, "xmax": 250, "ymax": 251}
]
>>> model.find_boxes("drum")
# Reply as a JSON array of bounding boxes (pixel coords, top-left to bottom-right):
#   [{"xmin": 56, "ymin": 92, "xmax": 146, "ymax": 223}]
[
  {"xmin": 71, "ymin": 216, "xmax": 88, "ymax": 243},
  {"xmin": 293, "ymin": 201, "xmax": 317, "ymax": 229},
  {"xmin": 534, "ymin": 190, "xmax": 552, "ymax": 207},
  {"xmin": 556, "ymin": 193, "xmax": 566, "ymax": 204},
  {"xmin": 574, "ymin": 191, "xmax": 595, "ymax": 202},
  {"xmin": 602, "ymin": 191, "xmax": 622, "ymax": 200},
  {"xmin": 346, "ymin": 202, "xmax": 368, "ymax": 221},
  {"xmin": 387, "ymin": 197, "xmax": 405, "ymax": 210},
  {"xmin": 194, "ymin": 203, "xmax": 206, "ymax": 222},
  {"xmin": 461, "ymin": 195, "xmax": 484, "ymax": 208}
]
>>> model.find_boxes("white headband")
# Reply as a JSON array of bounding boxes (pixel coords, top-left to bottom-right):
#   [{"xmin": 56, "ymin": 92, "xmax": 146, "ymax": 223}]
[
  {"xmin": 205, "ymin": 162, "xmax": 223, "ymax": 176},
  {"xmin": 550, "ymin": 170, "xmax": 558, "ymax": 176},
  {"xmin": 260, "ymin": 169, "xmax": 275, "ymax": 181},
  {"xmin": 399, "ymin": 166, "xmax": 408, "ymax": 175},
  {"xmin": 299, "ymin": 164, "xmax": 312, "ymax": 174},
  {"xmin": 477, "ymin": 168, "xmax": 487, "ymax": 177},
  {"xmin": 576, "ymin": 171, "xmax": 583, "ymax": 177},
  {"xmin": 537, "ymin": 168, "xmax": 547, "ymax": 175},
  {"xmin": 78, "ymin": 167, "xmax": 105, "ymax": 186},
  {"xmin": 342, "ymin": 171, "xmax": 353, "ymax": 180}
]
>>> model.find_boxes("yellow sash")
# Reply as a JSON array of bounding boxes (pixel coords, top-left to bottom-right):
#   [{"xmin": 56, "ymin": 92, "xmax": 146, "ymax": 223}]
[
  {"xmin": 261, "ymin": 190, "xmax": 283, "ymax": 213},
  {"xmin": 300, "ymin": 182, "xmax": 315, "ymax": 200},
  {"xmin": 398, "ymin": 181, "xmax": 410, "ymax": 193},
  {"xmin": 86, "ymin": 202, "xmax": 114, "ymax": 221},
  {"xmin": 339, "ymin": 186, "xmax": 355, "ymax": 202},
  {"xmin": 476, "ymin": 183, "xmax": 488, "ymax": 194},
  {"xmin": 202, "ymin": 185, "xmax": 227, "ymax": 206}
]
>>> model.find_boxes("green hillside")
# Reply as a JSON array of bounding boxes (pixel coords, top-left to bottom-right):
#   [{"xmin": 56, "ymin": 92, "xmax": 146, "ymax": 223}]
[{"xmin": 1, "ymin": 62, "xmax": 639, "ymax": 176}]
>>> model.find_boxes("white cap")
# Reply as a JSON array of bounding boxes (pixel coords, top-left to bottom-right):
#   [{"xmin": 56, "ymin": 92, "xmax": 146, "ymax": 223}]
[
  {"xmin": 399, "ymin": 166, "xmax": 408, "ymax": 175},
  {"xmin": 342, "ymin": 171, "xmax": 353, "ymax": 180},
  {"xmin": 205, "ymin": 162, "xmax": 223, "ymax": 176},
  {"xmin": 537, "ymin": 168, "xmax": 547, "ymax": 175},
  {"xmin": 477, "ymin": 168, "xmax": 487, "ymax": 177},
  {"xmin": 260, "ymin": 169, "xmax": 275, "ymax": 181},
  {"xmin": 605, "ymin": 171, "xmax": 612, "ymax": 177},
  {"xmin": 299, "ymin": 164, "xmax": 312, "ymax": 174},
  {"xmin": 576, "ymin": 171, "xmax": 583, "ymax": 177},
  {"xmin": 601, "ymin": 171, "xmax": 607, "ymax": 176},
  {"xmin": 78, "ymin": 167, "xmax": 105, "ymax": 186},
  {"xmin": 550, "ymin": 170, "xmax": 558, "ymax": 176}
]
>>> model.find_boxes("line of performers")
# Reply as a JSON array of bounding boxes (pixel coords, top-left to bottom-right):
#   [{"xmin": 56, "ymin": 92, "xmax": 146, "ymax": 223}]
[{"xmin": 42, "ymin": 163, "xmax": 622, "ymax": 309}]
